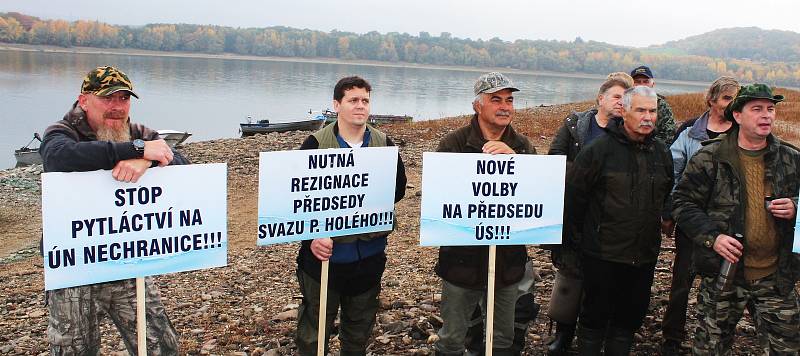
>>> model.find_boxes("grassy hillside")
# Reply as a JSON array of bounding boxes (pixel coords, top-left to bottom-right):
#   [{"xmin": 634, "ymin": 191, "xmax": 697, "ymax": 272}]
[{"xmin": 652, "ymin": 27, "xmax": 800, "ymax": 63}]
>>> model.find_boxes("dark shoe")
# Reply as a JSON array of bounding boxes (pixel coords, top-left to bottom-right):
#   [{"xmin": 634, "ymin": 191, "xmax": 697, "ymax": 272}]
[
  {"xmin": 547, "ymin": 322, "xmax": 576, "ymax": 356},
  {"xmin": 576, "ymin": 325, "xmax": 604, "ymax": 356},
  {"xmin": 603, "ymin": 327, "xmax": 634, "ymax": 356},
  {"xmin": 660, "ymin": 339, "xmax": 681, "ymax": 356},
  {"xmin": 491, "ymin": 347, "xmax": 519, "ymax": 356}
]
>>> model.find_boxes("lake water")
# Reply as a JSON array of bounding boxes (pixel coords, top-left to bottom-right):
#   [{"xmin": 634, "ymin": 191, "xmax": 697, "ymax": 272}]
[{"xmin": 0, "ymin": 50, "xmax": 706, "ymax": 169}]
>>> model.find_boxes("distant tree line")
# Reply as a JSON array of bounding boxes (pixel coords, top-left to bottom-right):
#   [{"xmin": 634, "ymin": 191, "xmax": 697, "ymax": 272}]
[{"xmin": 2, "ymin": 12, "xmax": 799, "ymax": 86}]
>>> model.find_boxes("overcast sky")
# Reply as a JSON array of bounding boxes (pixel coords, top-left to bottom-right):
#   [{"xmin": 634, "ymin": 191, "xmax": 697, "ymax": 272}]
[{"xmin": 2, "ymin": 0, "xmax": 798, "ymax": 48}]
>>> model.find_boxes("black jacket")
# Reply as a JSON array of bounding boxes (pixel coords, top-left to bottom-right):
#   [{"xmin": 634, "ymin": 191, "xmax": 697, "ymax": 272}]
[
  {"xmin": 434, "ymin": 116, "xmax": 534, "ymax": 290},
  {"xmin": 41, "ymin": 101, "xmax": 189, "ymax": 173},
  {"xmin": 548, "ymin": 108, "xmax": 598, "ymax": 166},
  {"xmin": 566, "ymin": 119, "xmax": 673, "ymax": 266}
]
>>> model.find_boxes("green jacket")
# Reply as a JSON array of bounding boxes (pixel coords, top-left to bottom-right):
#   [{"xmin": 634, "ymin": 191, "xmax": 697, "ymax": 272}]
[
  {"xmin": 566, "ymin": 118, "xmax": 673, "ymax": 266},
  {"xmin": 434, "ymin": 115, "xmax": 535, "ymax": 290},
  {"xmin": 672, "ymin": 128, "xmax": 800, "ymax": 294}
]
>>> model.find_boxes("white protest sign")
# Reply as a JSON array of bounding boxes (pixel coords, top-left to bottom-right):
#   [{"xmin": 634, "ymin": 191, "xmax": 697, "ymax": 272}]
[
  {"xmin": 420, "ymin": 152, "xmax": 565, "ymax": 246},
  {"xmin": 795, "ymin": 192, "xmax": 800, "ymax": 253},
  {"xmin": 257, "ymin": 146, "xmax": 399, "ymax": 245},
  {"xmin": 42, "ymin": 163, "xmax": 227, "ymax": 290}
]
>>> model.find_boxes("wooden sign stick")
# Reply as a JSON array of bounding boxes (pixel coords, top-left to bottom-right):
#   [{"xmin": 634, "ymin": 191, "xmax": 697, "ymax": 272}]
[
  {"xmin": 485, "ymin": 245, "xmax": 497, "ymax": 356},
  {"xmin": 136, "ymin": 277, "xmax": 147, "ymax": 356},
  {"xmin": 317, "ymin": 260, "xmax": 330, "ymax": 356}
]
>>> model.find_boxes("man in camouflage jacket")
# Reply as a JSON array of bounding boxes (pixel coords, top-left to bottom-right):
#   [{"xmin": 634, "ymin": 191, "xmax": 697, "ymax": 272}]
[{"xmin": 672, "ymin": 84, "xmax": 800, "ymax": 355}]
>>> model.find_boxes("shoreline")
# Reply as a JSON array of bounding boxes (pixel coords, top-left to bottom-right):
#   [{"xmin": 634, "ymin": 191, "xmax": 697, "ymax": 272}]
[{"xmin": 0, "ymin": 43, "xmax": 710, "ymax": 88}]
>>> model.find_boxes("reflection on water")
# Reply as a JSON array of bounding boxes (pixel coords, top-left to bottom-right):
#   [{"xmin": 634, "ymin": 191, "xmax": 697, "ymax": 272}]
[{"xmin": 0, "ymin": 50, "xmax": 705, "ymax": 169}]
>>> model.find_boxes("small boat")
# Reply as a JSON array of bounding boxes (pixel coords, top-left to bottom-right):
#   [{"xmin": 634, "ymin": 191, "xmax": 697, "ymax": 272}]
[
  {"xmin": 319, "ymin": 109, "xmax": 412, "ymax": 125},
  {"xmin": 14, "ymin": 133, "xmax": 43, "ymax": 167},
  {"xmin": 157, "ymin": 130, "xmax": 192, "ymax": 147},
  {"xmin": 239, "ymin": 114, "xmax": 326, "ymax": 137}
]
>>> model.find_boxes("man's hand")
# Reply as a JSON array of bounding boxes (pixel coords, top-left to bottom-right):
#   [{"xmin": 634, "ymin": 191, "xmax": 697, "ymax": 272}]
[
  {"xmin": 482, "ymin": 141, "xmax": 515, "ymax": 155},
  {"xmin": 713, "ymin": 234, "xmax": 743, "ymax": 264},
  {"xmin": 768, "ymin": 198, "xmax": 796, "ymax": 220},
  {"xmin": 143, "ymin": 139, "xmax": 174, "ymax": 167},
  {"xmin": 310, "ymin": 238, "xmax": 333, "ymax": 261},
  {"xmin": 661, "ymin": 219, "xmax": 675, "ymax": 238},
  {"xmin": 112, "ymin": 159, "xmax": 151, "ymax": 183}
]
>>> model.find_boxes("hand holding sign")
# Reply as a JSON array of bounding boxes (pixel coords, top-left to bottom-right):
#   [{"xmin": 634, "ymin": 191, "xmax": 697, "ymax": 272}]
[{"xmin": 311, "ymin": 238, "xmax": 333, "ymax": 261}]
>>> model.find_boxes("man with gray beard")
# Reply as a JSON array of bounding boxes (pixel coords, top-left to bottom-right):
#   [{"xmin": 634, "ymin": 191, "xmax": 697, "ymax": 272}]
[{"xmin": 41, "ymin": 66, "xmax": 185, "ymax": 355}]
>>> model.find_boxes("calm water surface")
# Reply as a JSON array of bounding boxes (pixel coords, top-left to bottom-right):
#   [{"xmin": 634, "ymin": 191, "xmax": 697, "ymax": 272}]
[{"xmin": 0, "ymin": 50, "xmax": 706, "ymax": 169}]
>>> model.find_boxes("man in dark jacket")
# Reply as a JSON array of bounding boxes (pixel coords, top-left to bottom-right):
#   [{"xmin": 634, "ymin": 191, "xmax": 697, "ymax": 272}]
[
  {"xmin": 433, "ymin": 72, "xmax": 534, "ymax": 356},
  {"xmin": 544, "ymin": 73, "xmax": 633, "ymax": 356},
  {"xmin": 672, "ymin": 84, "xmax": 800, "ymax": 355},
  {"xmin": 294, "ymin": 76, "xmax": 407, "ymax": 356},
  {"xmin": 41, "ymin": 66, "xmax": 183, "ymax": 355},
  {"xmin": 566, "ymin": 86, "xmax": 673, "ymax": 355}
]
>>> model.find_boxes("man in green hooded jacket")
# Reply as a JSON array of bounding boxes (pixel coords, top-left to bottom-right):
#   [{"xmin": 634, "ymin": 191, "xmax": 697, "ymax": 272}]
[{"xmin": 672, "ymin": 84, "xmax": 800, "ymax": 354}]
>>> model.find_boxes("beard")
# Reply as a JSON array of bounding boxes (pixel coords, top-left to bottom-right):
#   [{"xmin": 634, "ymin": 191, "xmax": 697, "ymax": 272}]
[{"xmin": 96, "ymin": 122, "xmax": 131, "ymax": 142}]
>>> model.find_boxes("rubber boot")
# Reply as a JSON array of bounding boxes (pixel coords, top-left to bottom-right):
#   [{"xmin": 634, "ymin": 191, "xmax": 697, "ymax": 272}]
[
  {"xmin": 576, "ymin": 325, "xmax": 605, "ymax": 356},
  {"xmin": 603, "ymin": 327, "xmax": 634, "ymax": 356},
  {"xmin": 547, "ymin": 322, "xmax": 576, "ymax": 356}
]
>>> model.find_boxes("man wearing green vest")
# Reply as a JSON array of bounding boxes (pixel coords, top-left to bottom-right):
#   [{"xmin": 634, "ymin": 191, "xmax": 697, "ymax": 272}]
[{"xmin": 294, "ymin": 76, "xmax": 407, "ymax": 356}]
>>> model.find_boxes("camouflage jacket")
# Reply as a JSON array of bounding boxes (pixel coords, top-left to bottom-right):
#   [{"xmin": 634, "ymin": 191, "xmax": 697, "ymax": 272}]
[
  {"xmin": 565, "ymin": 119, "xmax": 673, "ymax": 266},
  {"xmin": 672, "ymin": 128, "xmax": 800, "ymax": 294},
  {"xmin": 655, "ymin": 94, "xmax": 676, "ymax": 146}
]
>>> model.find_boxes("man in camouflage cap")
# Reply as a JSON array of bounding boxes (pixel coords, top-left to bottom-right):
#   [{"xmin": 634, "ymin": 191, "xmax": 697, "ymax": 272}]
[
  {"xmin": 673, "ymin": 84, "xmax": 800, "ymax": 354},
  {"xmin": 41, "ymin": 66, "xmax": 185, "ymax": 355},
  {"xmin": 630, "ymin": 65, "xmax": 677, "ymax": 145},
  {"xmin": 433, "ymin": 72, "xmax": 535, "ymax": 356}
]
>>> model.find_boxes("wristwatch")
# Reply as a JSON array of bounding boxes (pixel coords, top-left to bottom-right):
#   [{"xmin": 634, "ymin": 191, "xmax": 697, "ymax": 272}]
[{"xmin": 133, "ymin": 139, "xmax": 146, "ymax": 157}]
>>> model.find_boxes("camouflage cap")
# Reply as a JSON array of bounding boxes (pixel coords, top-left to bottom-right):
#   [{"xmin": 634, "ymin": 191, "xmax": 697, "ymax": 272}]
[
  {"xmin": 80, "ymin": 66, "xmax": 139, "ymax": 98},
  {"xmin": 474, "ymin": 72, "xmax": 519, "ymax": 96},
  {"xmin": 724, "ymin": 83, "xmax": 783, "ymax": 121}
]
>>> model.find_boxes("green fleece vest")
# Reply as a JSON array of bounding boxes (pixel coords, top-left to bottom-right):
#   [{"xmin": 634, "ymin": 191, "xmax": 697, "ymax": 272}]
[
  {"xmin": 312, "ymin": 122, "xmax": 393, "ymax": 243},
  {"xmin": 312, "ymin": 122, "xmax": 387, "ymax": 149}
]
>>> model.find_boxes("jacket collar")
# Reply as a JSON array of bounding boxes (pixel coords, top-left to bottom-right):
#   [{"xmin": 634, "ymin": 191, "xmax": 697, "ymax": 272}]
[
  {"xmin": 606, "ymin": 117, "xmax": 657, "ymax": 150},
  {"xmin": 687, "ymin": 111, "xmax": 711, "ymax": 140},
  {"xmin": 713, "ymin": 127, "xmax": 782, "ymax": 174},
  {"xmin": 63, "ymin": 100, "xmax": 133, "ymax": 141},
  {"xmin": 466, "ymin": 114, "xmax": 527, "ymax": 152},
  {"xmin": 574, "ymin": 108, "xmax": 598, "ymax": 145}
]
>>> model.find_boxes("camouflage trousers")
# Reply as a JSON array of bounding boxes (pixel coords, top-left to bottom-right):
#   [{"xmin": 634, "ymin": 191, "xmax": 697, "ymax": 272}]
[
  {"xmin": 47, "ymin": 277, "xmax": 179, "ymax": 356},
  {"xmin": 693, "ymin": 275, "xmax": 800, "ymax": 355}
]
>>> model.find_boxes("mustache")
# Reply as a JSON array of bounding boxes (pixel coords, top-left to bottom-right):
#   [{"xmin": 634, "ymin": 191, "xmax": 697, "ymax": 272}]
[
  {"xmin": 495, "ymin": 110, "xmax": 512, "ymax": 117},
  {"xmin": 639, "ymin": 121, "xmax": 655, "ymax": 128},
  {"xmin": 103, "ymin": 110, "xmax": 127, "ymax": 120}
]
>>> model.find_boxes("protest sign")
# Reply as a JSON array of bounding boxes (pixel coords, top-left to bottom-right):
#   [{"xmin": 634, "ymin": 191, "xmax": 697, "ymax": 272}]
[
  {"xmin": 42, "ymin": 163, "xmax": 227, "ymax": 290},
  {"xmin": 795, "ymin": 193, "xmax": 800, "ymax": 253},
  {"xmin": 420, "ymin": 152, "xmax": 565, "ymax": 246},
  {"xmin": 257, "ymin": 146, "xmax": 399, "ymax": 245}
]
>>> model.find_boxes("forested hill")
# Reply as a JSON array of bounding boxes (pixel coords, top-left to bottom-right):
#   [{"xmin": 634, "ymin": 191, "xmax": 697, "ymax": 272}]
[
  {"xmin": 2, "ymin": 12, "xmax": 800, "ymax": 86},
  {"xmin": 651, "ymin": 27, "xmax": 800, "ymax": 63}
]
